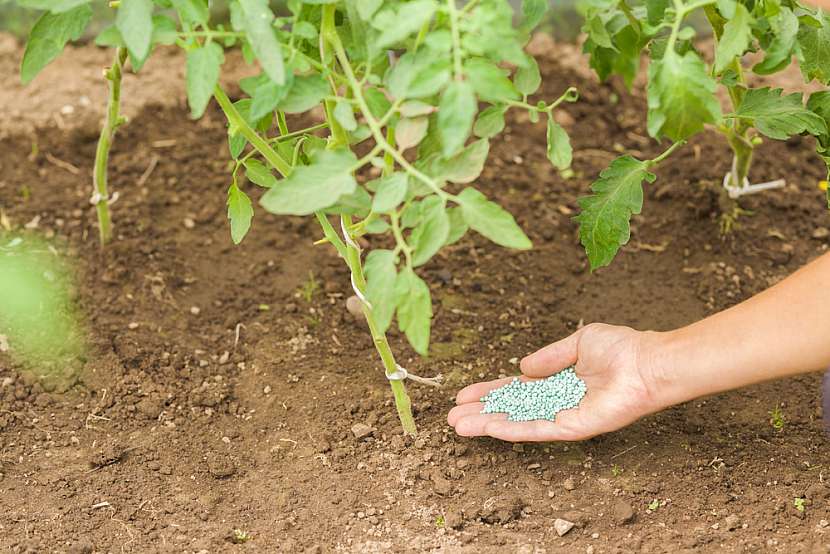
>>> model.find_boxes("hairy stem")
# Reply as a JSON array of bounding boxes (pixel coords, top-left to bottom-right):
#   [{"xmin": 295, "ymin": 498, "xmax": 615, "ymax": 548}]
[
  {"xmin": 92, "ymin": 47, "xmax": 128, "ymax": 246},
  {"xmin": 342, "ymin": 216, "xmax": 417, "ymax": 436}
]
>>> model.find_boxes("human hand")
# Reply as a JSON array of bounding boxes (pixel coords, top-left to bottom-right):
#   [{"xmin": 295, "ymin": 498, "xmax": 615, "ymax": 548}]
[{"xmin": 447, "ymin": 323, "xmax": 668, "ymax": 442}]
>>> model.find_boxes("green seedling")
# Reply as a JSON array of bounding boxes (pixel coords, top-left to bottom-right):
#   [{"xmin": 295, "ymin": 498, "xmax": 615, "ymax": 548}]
[
  {"xmin": 14, "ymin": 0, "xmax": 583, "ymax": 436},
  {"xmin": 769, "ymin": 405, "xmax": 785, "ymax": 431},
  {"xmin": 611, "ymin": 464, "xmax": 622, "ymax": 477},
  {"xmin": 648, "ymin": 499, "xmax": 660, "ymax": 511},
  {"xmin": 575, "ymin": 0, "xmax": 830, "ymax": 268},
  {"xmin": 794, "ymin": 497, "xmax": 806, "ymax": 512},
  {"xmin": 435, "ymin": 515, "xmax": 445, "ymax": 528},
  {"xmin": 299, "ymin": 271, "xmax": 320, "ymax": 303},
  {"xmin": 231, "ymin": 529, "xmax": 252, "ymax": 544}
]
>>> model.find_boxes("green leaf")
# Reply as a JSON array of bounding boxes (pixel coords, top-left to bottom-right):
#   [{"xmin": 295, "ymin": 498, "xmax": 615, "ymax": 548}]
[
  {"xmin": 574, "ymin": 156, "xmax": 656, "ymax": 270},
  {"xmin": 248, "ymin": 73, "xmax": 294, "ymax": 120},
  {"xmin": 395, "ymin": 267, "xmax": 432, "ymax": 355},
  {"xmin": 445, "ymin": 206, "xmax": 468, "ymax": 245},
  {"xmin": 440, "ymin": 139, "xmax": 489, "ymax": 184},
  {"xmin": 457, "ymin": 187, "xmax": 532, "ymax": 250},
  {"xmin": 753, "ymin": 8, "xmax": 799, "ymax": 75},
  {"xmin": 244, "ymin": 159, "xmax": 277, "ymax": 188},
  {"xmin": 357, "ymin": 0, "xmax": 382, "ymax": 20},
  {"xmin": 17, "ymin": 0, "xmax": 89, "ymax": 12},
  {"xmin": 116, "ymin": 0, "xmax": 154, "ymax": 62},
  {"xmin": 386, "ymin": 49, "xmax": 452, "ymax": 100},
  {"xmin": 396, "ymin": 117, "xmax": 429, "ymax": 151},
  {"xmin": 21, "ymin": 5, "xmax": 92, "ymax": 84},
  {"xmin": 185, "ymin": 42, "xmax": 224, "ymax": 118},
  {"xmin": 365, "ymin": 87, "xmax": 392, "ymax": 118},
  {"xmin": 371, "ymin": 173, "xmax": 408, "ymax": 213},
  {"xmin": 172, "ymin": 0, "xmax": 208, "ymax": 26},
  {"xmin": 372, "ymin": 0, "xmax": 437, "ymax": 50},
  {"xmin": 151, "ymin": 14, "xmax": 178, "ymax": 45},
  {"xmin": 464, "ymin": 58, "xmax": 520, "ymax": 103},
  {"xmin": 334, "ymin": 100, "xmax": 358, "ymax": 132},
  {"xmin": 796, "ymin": 12, "xmax": 830, "ymax": 84},
  {"xmin": 437, "ymin": 81, "xmax": 476, "ymax": 157},
  {"xmin": 399, "ymin": 100, "xmax": 436, "ymax": 117},
  {"xmin": 364, "ymin": 249, "xmax": 397, "ymax": 333},
  {"xmin": 411, "ymin": 196, "xmax": 450, "ymax": 266},
  {"xmin": 546, "ymin": 115, "xmax": 572, "ymax": 170},
  {"xmin": 260, "ymin": 149, "xmax": 357, "ymax": 215},
  {"xmin": 239, "ymin": 0, "xmax": 285, "ymax": 85},
  {"xmin": 714, "ymin": 3, "xmax": 753, "ymax": 73},
  {"xmin": 645, "ymin": 0, "xmax": 669, "ymax": 25},
  {"xmin": 473, "ymin": 105, "xmax": 507, "ymax": 138},
  {"xmin": 584, "ymin": 14, "xmax": 615, "ymax": 51},
  {"xmin": 514, "ymin": 56, "xmax": 542, "ymax": 96},
  {"xmin": 521, "ymin": 0, "xmax": 548, "ymax": 33},
  {"xmin": 293, "ymin": 21, "xmax": 317, "ymax": 40},
  {"xmin": 227, "ymin": 183, "xmax": 254, "ymax": 244},
  {"xmin": 279, "ymin": 73, "xmax": 330, "ymax": 113},
  {"xmin": 735, "ymin": 87, "xmax": 827, "ymax": 140},
  {"xmin": 647, "ymin": 50, "xmax": 722, "ymax": 141}
]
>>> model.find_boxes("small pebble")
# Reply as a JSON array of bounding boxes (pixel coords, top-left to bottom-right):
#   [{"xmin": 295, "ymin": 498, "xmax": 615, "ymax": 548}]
[
  {"xmin": 554, "ymin": 518, "xmax": 575, "ymax": 536},
  {"xmin": 480, "ymin": 366, "xmax": 587, "ymax": 422}
]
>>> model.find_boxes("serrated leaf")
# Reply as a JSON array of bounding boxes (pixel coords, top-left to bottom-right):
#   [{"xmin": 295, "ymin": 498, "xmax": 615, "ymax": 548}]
[
  {"xmin": 244, "ymin": 159, "xmax": 277, "ymax": 188},
  {"xmin": 226, "ymin": 99, "xmax": 273, "ymax": 158},
  {"xmin": 457, "ymin": 187, "xmax": 532, "ymax": 250},
  {"xmin": 364, "ymin": 249, "xmax": 397, "ymax": 333},
  {"xmin": 21, "ymin": 5, "xmax": 92, "ymax": 84},
  {"xmin": 334, "ymin": 99, "xmax": 358, "ymax": 132},
  {"xmin": 17, "ymin": 0, "xmax": 89, "ymax": 12},
  {"xmin": 395, "ymin": 267, "xmax": 432, "ymax": 355},
  {"xmin": 438, "ymin": 81, "xmax": 476, "ymax": 157},
  {"xmin": 410, "ymin": 196, "xmax": 450, "ymax": 266},
  {"xmin": 396, "ymin": 117, "xmax": 429, "ymax": 151},
  {"xmin": 584, "ymin": 14, "xmax": 615, "ymax": 51},
  {"xmin": 260, "ymin": 149, "xmax": 357, "ymax": 215},
  {"xmin": 116, "ymin": 0, "xmax": 154, "ymax": 62},
  {"xmin": 445, "ymin": 206, "xmax": 468, "ymax": 245},
  {"xmin": 514, "ymin": 56, "xmax": 542, "ymax": 96},
  {"xmin": 371, "ymin": 173, "xmax": 408, "ymax": 213},
  {"xmin": 372, "ymin": 0, "xmax": 437, "ymax": 50},
  {"xmin": 248, "ymin": 72, "xmax": 294, "ymax": 120},
  {"xmin": 574, "ymin": 156, "xmax": 655, "ymax": 270},
  {"xmin": 796, "ymin": 12, "xmax": 830, "ymax": 84},
  {"xmin": 172, "ymin": 0, "xmax": 208, "ymax": 26},
  {"xmin": 440, "ymin": 139, "xmax": 489, "ymax": 184},
  {"xmin": 753, "ymin": 7, "xmax": 798, "ymax": 75},
  {"xmin": 647, "ymin": 50, "xmax": 722, "ymax": 141},
  {"xmin": 714, "ymin": 3, "xmax": 753, "ymax": 73},
  {"xmin": 239, "ymin": 0, "xmax": 285, "ymax": 85},
  {"xmin": 386, "ymin": 49, "xmax": 451, "ymax": 100},
  {"xmin": 227, "ymin": 183, "xmax": 253, "ymax": 244},
  {"xmin": 186, "ymin": 42, "xmax": 224, "ymax": 118},
  {"xmin": 735, "ymin": 87, "xmax": 827, "ymax": 140},
  {"xmin": 546, "ymin": 115, "xmax": 572, "ymax": 170},
  {"xmin": 474, "ymin": 105, "xmax": 506, "ymax": 138},
  {"xmin": 464, "ymin": 58, "xmax": 520, "ymax": 103},
  {"xmin": 279, "ymin": 73, "xmax": 329, "ymax": 113}
]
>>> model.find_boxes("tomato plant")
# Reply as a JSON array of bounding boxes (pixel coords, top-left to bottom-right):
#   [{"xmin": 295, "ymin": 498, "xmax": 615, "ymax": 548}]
[
  {"xmin": 17, "ymin": 0, "xmax": 579, "ymax": 435},
  {"xmin": 575, "ymin": 0, "xmax": 830, "ymax": 269}
]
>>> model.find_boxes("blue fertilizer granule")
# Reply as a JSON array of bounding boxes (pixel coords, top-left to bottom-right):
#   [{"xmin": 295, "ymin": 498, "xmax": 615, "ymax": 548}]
[{"xmin": 480, "ymin": 366, "xmax": 587, "ymax": 422}]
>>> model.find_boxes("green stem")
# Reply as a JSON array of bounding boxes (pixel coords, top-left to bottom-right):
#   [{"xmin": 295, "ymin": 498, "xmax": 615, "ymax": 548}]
[
  {"xmin": 646, "ymin": 140, "xmax": 686, "ymax": 167},
  {"xmin": 446, "ymin": 0, "xmax": 463, "ymax": 79},
  {"xmin": 92, "ymin": 47, "xmax": 128, "ymax": 247},
  {"xmin": 276, "ymin": 111, "xmax": 289, "ymax": 136},
  {"xmin": 213, "ymin": 86, "xmax": 292, "ymax": 177},
  {"xmin": 342, "ymin": 215, "xmax": 417, "ymax": 436}
]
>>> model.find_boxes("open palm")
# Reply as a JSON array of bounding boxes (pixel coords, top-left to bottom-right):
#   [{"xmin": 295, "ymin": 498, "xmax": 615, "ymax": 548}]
[{"xmin": 448, "ymin": 323, "xmax": 663, "ymax": 442}]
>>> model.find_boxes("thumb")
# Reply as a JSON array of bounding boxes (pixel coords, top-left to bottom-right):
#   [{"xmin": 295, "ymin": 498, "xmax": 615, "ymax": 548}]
[{"xmin": 520, "ymin": 328, "xmax": 583, "ymax": 378}]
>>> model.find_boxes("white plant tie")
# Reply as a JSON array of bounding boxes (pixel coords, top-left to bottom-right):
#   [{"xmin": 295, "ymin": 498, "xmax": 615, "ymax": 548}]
[
  {"xmin": 350, "ymin": 272, "xmax": 373, "ymax": 310},
  {"xmin": 340, "ymin": 217, "xmax": 361, "ymax": 252},
  {"xmin": 90, "ymin": 190, "xmax": 120, "ymax": 206},
  {"xmin": 722, "ymin": 170, "xmax": 785, "ymax": 199},
  {"xmin": 386, "ymin": 364, "xmax": 443, "ymax": 387}
]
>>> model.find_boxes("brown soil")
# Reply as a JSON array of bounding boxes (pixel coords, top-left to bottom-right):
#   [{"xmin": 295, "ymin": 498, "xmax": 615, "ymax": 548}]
[{"xmin": 2, "ymin": 39, "xmax": 830, "ymax": 554}]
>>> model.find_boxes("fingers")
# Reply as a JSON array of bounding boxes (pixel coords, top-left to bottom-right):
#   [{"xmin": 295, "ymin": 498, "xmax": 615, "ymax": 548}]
[
  {"xmin": 520, "ymin": 329, "xmax": 583, "ymax": 378},
  {"xmin": 455, "ymin": 376, "xmax": 535, "ymax": 405},
  {"xmin": 455, "ymin": 413, "xmax": 509, "ymax": 437},
  {"xmin": 447, "ymin": 402, "xmax": 483, "ymax": 426},
  {"xmin": 483, "ymin": 419, "xmax": 578, "ymax": 442}
]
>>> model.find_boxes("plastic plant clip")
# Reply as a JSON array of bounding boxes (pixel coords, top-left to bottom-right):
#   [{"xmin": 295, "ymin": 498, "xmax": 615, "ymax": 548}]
[{"xmin": 722, "ymin": 174, "xmax": 786, "ymax": 199}]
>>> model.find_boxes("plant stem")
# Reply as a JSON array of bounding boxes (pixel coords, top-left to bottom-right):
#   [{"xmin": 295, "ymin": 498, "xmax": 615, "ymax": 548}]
[
  {"xmin": 213, "ymin": 86, "xmax": 293, "ymax": 177},
  {"xmin": 342, "ymin": 216, "xmax": 417, "ymax": 435},
  {"xmin": 446, "ymin": 0, "xmax": 463, "ymax": 79},
  {"xmin": 646, "ymin": 140, "xmax": 686, "ymax": 167},
  {"xmin": 92, "ymin": 47, "xmax": 128, "ymax": 247}
]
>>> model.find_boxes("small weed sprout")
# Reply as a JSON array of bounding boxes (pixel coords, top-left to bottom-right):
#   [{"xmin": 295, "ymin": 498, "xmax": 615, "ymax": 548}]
[
  {"xmin": 794, "ymin": 497, "xmax": 806, "ymax": 512},
  {"xmin": 611, "ymin": 464, "xmax": 622, "ymax": 477},
  {"xmin": 299, "ymin": 271, "xmax": 320, "ymax": 303},
  {"xmin": 648, "ymin": 499, "xmax": 660, "ymax": 512},
  {"xmin": 231, "ymin": 529, "xmax": 252, "ymax": 544},
  {"xmin": 435, "ymin": 515, "xmax": 445, "ymax": 528},
  {"xmin": 769, "ymin": 405, "xmax": 785, "ymax": 431}
]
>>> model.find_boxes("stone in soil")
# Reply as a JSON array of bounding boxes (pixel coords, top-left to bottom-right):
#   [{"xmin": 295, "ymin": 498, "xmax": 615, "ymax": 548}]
[
  {"xmin": 554, "ymin": 518, "xmax": 575, "ymax": 537},
  {"xmin": 350, "ymin": 423, "xmax": 375, "ymax": 440},
  {"xmin": 611, "ymin": 500, "xmax": 635, "ymax": 525}
]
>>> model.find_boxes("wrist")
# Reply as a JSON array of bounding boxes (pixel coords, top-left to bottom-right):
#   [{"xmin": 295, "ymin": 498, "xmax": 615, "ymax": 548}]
[{"xmin": 638, "ymin": 329, "xmax": 699, "ymax": 411}]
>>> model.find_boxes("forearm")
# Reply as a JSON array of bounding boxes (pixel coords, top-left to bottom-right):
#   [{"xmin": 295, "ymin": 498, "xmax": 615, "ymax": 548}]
[
  {"xmin": 802, "ymin": 0, "xmax": 829, "ymax": 9},
  {"xmin": 648, "ymin": 252, "xmax": 830, "ymax": 407}
]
